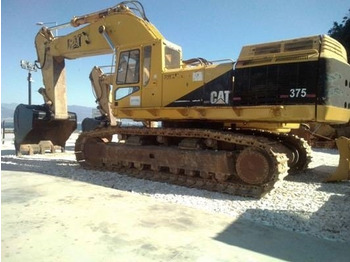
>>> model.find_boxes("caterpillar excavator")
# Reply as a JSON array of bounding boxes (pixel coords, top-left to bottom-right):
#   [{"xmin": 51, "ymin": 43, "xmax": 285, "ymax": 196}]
[{"xmin": 14, "ymin": 1, "xmax": 350, "ymax": 197}]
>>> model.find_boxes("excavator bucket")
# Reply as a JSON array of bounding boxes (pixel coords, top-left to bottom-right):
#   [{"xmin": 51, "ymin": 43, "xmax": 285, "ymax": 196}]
[
  {"xmin": 14, "ymin": 104, "xmax": 77, "ymax": 155},
  {"xmin": 325, "ymin": 137, "xmax": 350, "ymax": 182}
]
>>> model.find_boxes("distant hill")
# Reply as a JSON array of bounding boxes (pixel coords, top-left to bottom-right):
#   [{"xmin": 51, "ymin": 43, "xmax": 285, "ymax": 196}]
[
  {"xmin": 1, "ymin": 103, "xmax": 95, "ymax": 123},
  {"xmin": 68, "ymin": 105, "xmax": 97, "ymax": 123},
  {"xmin": 1, "ymin": 103, "xmax": 17, "ymax": 119}
]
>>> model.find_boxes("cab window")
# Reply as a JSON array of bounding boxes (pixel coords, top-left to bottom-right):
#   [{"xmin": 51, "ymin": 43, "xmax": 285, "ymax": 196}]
[
  {"xmin": 115, "ymin": 86, "xmax": 140, "ymax": 100},
  {"xmin": 165, "ymin": 46, "xmax": 180, "ymax": 69},
  {"xmin": 143, "ymin": 46, "xmax": 152, "ymax": 86},
  {"xmin": 117, "ymin": 50, "xmax": 140, "ymax": 84}
]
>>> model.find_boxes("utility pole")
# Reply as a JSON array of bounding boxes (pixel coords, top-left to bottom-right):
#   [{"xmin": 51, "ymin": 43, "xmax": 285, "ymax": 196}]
[{"xmin": 20, "ymin": 60, "xmax": 37, "ymax": 105}]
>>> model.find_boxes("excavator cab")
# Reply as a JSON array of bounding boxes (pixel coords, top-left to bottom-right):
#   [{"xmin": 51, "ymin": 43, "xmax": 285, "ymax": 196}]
[{"xmin": 14, "ymin": 104, "xmax": 77, "ymax": 155}]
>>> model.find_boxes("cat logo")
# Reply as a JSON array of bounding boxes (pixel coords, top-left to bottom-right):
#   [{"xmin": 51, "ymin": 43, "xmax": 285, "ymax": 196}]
[
  {"xmin": 210, "ymin": 90, "xmax": 230, "ymax": 104},
  {"xmin": 67, "ymin": 32, "xmax": 90, "ymax": 50}
]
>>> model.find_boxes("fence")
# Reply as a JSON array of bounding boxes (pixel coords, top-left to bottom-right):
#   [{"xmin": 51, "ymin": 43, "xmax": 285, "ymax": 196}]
[{"xmin": 2, "ymin": 120, "xmax": 14, "ymax": 144}]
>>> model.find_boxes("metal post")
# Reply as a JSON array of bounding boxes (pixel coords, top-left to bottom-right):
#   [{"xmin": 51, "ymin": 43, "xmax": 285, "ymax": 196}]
[
  {"xmin": 20, "ymin": 60, "xmax": 36, "ymax": 105},
  {"xmin": 2, "ymin": 120, "xmax": 5, "ymax": 145},
  {"xmin": 28, "ymin": 72, "xmax": 32, "ymax": 105}
]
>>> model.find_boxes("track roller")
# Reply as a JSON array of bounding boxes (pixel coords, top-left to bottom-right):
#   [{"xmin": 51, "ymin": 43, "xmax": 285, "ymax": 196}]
[{"xmin": 235, "ymin": 147, "xmax": 272, "ymax": 185}]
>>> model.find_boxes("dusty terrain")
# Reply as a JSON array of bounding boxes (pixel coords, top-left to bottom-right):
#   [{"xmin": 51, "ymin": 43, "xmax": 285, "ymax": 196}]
[{"xmin": 1, "ymin": 132, "xmax": 350, "ymax": 243}]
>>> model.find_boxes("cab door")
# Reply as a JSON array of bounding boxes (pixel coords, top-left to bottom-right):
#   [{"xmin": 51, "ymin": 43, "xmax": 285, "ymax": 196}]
[
  {"xmin": 140, "ymin": 45, "xmax": 162, "ymax": 107},
  {"xmin": 114, "ymin": 49, "xmax": 141, "ymax": 108}
]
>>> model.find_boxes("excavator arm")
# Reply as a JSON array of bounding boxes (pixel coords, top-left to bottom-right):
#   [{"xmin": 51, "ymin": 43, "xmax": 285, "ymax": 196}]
[
  {"xmin": 14, "ymin": 1, "xmax": 162, "ymax": 153},
  {"xmin": 34, "ymin": 3, "xmax": 132, "ymax": 119},
  {"xmin": 34, "ymin": 0, "xmax": 164, "ymax": 119}
]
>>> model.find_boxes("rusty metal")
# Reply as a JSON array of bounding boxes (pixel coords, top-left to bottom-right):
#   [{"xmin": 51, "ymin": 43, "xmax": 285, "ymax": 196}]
[
  {"xmin": 238, "ymin": 129, "xmax": 312, "ymax": 174},
  {"xmin": 82, "ymin": 142, "xmax": 235, "ymax": 176},
  {"xmin": 178, "ymin": 138, "xmax": 202, "ymax": 149},
  {"xmin": 279, "ymin": 133, "xmax": 312, "ymax": 173},
  {"xmin": 235, "ymin": 148, "xmax": 271, "ymax": 185},
  {"xmin": 73, "ymin": 126, "xmax": 309, "ymax": 198}
]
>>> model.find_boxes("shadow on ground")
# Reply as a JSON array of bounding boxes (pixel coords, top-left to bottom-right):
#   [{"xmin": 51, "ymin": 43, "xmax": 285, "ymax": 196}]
[{"xmin": 214, "ymin": 214, "xmax": 350, "ymax": 261}]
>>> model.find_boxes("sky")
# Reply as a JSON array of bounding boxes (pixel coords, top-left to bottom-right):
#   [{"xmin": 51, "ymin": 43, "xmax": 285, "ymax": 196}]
[{"xmin": 1, "ymin": 0, "xmax": 349, "ymax": 108}]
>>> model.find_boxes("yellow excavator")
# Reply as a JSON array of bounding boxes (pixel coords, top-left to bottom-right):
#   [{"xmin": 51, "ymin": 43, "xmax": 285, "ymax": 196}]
[{"xmin": 14, "ymin": 1, "xmax": 350, "ymax": 197}]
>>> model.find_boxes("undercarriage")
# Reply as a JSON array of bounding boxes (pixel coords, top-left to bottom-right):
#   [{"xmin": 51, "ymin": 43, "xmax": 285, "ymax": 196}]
[{"xmin": 75, "ymin": 126, "xmax": 311, "ymax": 198}]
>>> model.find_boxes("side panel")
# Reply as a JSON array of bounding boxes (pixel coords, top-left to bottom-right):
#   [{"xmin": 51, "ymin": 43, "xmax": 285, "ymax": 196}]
[
  {"xmin": 316, "ymin": 57, "xmax": 350, "ymax": 122},
  {"xmin": 233, "ymin": 61, "xmax": 319, "ymax": 106},
  {"xmin": 318, "ymin": 58, "xmax": 350, "ymax": 108},
  {"xmin": 164, "ymin": 63, "xmax": 233, "ymax": 107},
  {"xmin": 162, "ymin": 68, "xmax": 205, "ymax": 106}
]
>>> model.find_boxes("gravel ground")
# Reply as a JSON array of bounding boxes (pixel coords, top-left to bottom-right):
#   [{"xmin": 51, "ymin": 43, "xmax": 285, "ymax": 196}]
[{"xmin": 1, "ymin": 133, "xmax": 350, "ymax": 242}]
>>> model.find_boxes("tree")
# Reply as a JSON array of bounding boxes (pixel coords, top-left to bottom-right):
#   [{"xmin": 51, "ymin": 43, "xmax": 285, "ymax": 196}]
[{"xmin": 328, "ymin": 9, "xmax": 350, "ymax": 62}]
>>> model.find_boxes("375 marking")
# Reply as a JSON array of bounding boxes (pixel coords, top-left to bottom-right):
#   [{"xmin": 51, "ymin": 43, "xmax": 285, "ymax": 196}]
[{"xmin": 290, "ymin": 88, "xmax": 307, "ymax": 98}]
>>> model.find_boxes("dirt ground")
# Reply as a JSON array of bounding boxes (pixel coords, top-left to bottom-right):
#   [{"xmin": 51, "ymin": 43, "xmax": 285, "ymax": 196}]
[{"xmin": 1, "ymin": 133, "xmax": 350, "ymax": 261}]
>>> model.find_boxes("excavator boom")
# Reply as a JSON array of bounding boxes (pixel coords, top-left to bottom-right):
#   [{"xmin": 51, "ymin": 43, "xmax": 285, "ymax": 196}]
[{"xmin": 14, "ymin": 1, "xmax": 156, "ymax": 153}]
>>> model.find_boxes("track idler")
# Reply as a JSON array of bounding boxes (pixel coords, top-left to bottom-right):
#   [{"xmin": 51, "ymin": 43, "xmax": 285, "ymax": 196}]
[
  {"xmin": 235, "ymin": 147, "xmax": 273, "ymax": 185},
  {"xmin": 14, "ymin": 104, "xmax": 77, "ymax": 155}
]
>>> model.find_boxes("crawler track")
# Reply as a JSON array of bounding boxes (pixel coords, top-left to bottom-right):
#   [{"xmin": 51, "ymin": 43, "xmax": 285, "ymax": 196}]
[
  {"xmin": 237, "ymin": 129, "xmax": 312, "ymax": 173},
  {"xmin": 74, "ymin": 127, "xmax": 308, "ymax": 198}
]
